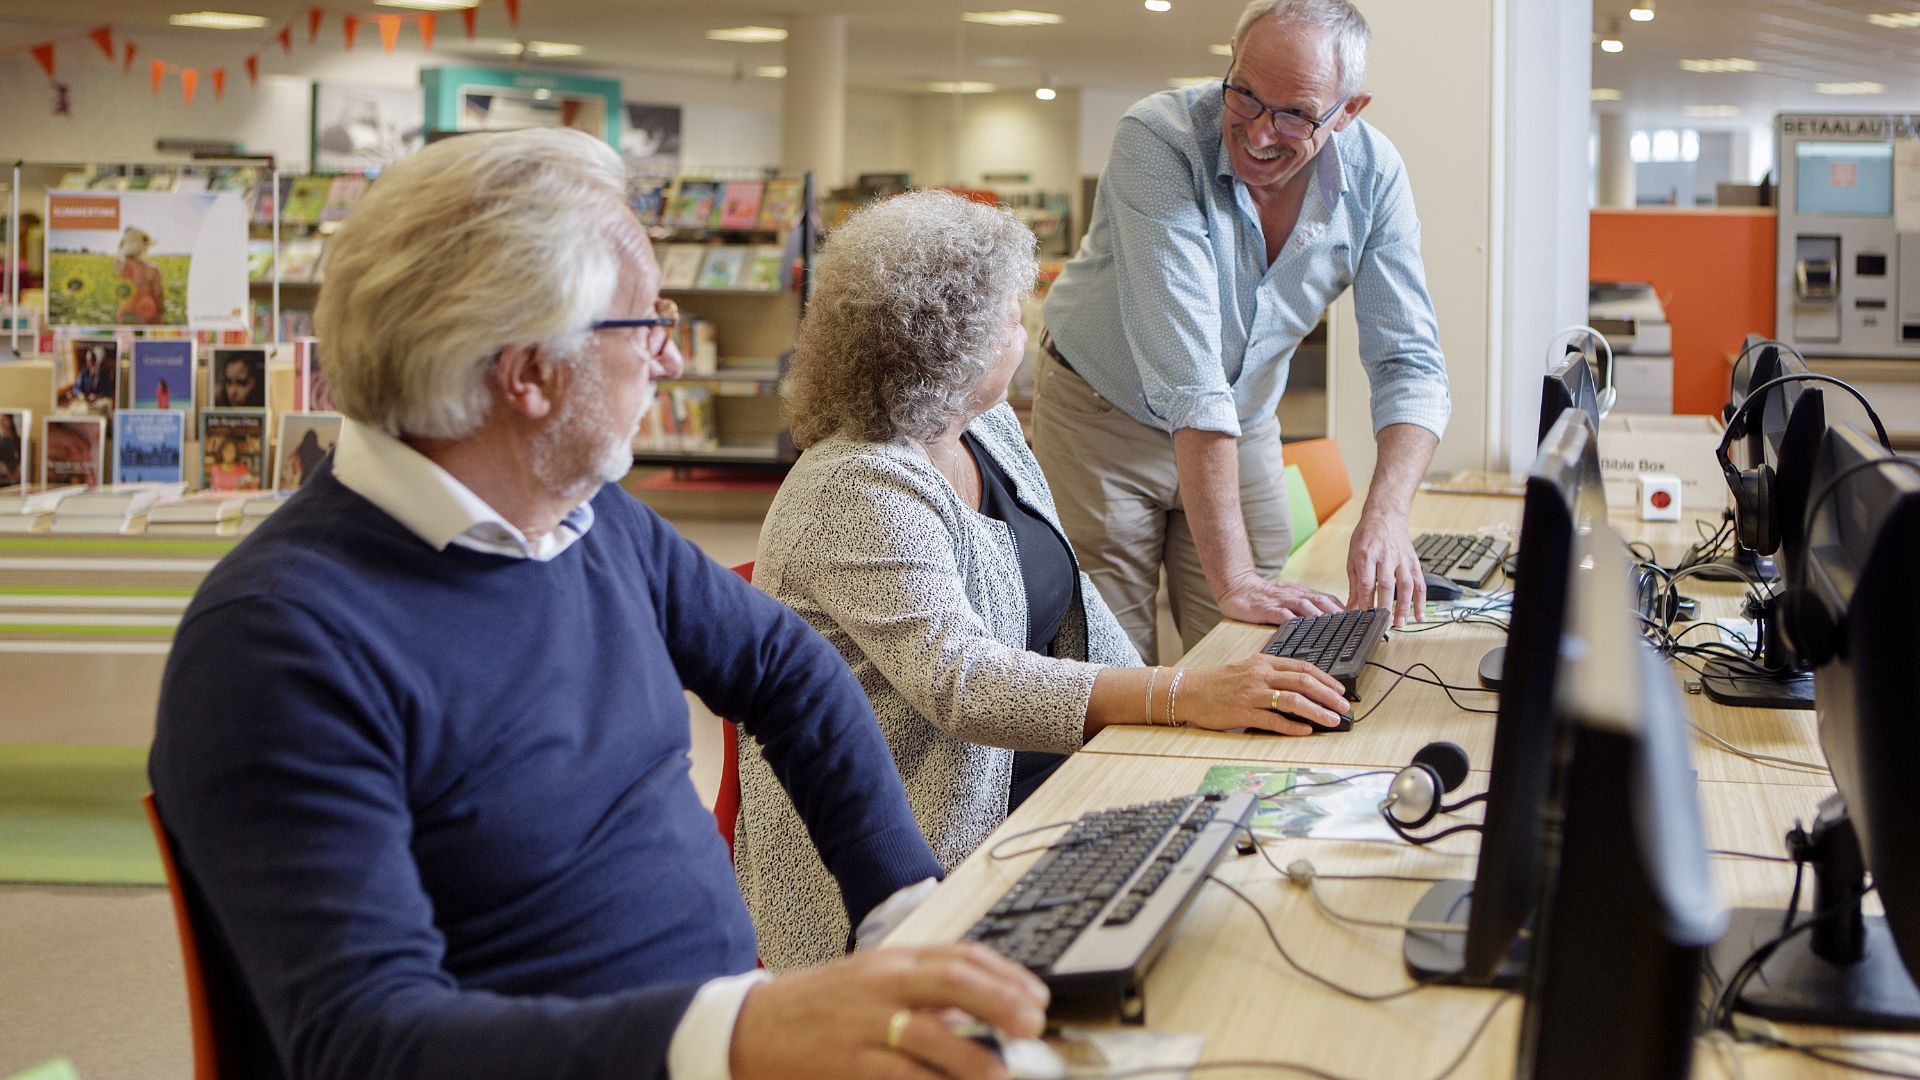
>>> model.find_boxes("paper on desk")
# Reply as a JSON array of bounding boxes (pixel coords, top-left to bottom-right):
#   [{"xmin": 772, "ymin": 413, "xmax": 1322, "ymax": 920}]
[
  {"xmin": 1050, "ymin": 1027, "xmax": 1204, "ymax": 1079},
  {"xmin": 1714, "ymin": 618, "xmax": 1758, "ymax": 650},
  {"xmin": 1197, "ymin": 765, "xmax": 1397, "ymax": 843}
]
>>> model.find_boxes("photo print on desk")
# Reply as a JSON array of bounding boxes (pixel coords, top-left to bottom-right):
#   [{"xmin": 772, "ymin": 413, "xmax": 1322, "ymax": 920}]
[
  {"xmin": 200, "ymin": 408, "xmax": 268, "ymax": 493},
  {"xmin": 43, "ymin": 414, "xmax": 104, "ymax": 487},
  {"xmin": 211, "ymin": 347, "xmax": 267, "ymax": 408},
  {"xmin": 114, "ymin": 409, "xmax": 187, "ymax": 485}
]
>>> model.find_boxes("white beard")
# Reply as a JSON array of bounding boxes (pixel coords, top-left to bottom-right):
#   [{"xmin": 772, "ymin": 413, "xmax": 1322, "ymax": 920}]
[{"xmin": 531, "ymin": 355, "xmax": 641, "ymax": 500}]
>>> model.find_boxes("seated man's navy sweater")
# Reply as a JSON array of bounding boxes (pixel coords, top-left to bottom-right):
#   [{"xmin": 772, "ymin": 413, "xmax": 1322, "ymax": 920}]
[{"xmin": 150, "ymin": 463, "xmax": 941, "ymax": 1080}]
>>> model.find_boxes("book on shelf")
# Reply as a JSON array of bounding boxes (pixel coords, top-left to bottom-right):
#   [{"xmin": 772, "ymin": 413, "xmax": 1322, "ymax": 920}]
[
  {"xmin": 0, "ymin": 483, "xmax": 82, "ymax": 516},
  {"xmin": 743, "ymin": 244, "xmax": 788, "ymax": 291},
  {"xmin": 696, "ymin": 246, "xmax": 749, "ymax": 290},
  {"xmin": 275, "ymin": 412, "xmax": 344, "ymax": 491},
  {"xmin": 658, "ymin": 244, "xmax": 706, "ymax": 290},
  {"xmin": 114, "ymin": 410, "xmax": 188, "ymax": 486},
  {"xmin": 247, "ymin": 239, "xmax": 277, "ymax": 282},
  {"xmin": 0, "ymin": 511, "xmax": 53, "ymax": 534},
  {"xmin": 149, "ymin": 491, "xmax": 248, "ymax": 524},
  {"xmin": 758, "ymin": 178, "xmax": 804, "ymax": 229},
  {"xmin": 675, "ymin": 318, "xmax": 719, "ymax": 375},
  {"xmin": 0, "ymin": 407, "xmax": 28, "ymax": 489},
  {"xmin": 130, "ymin": 340, "xmax": 196, "ymax": 415},
  {"xmin": 56, "ymin": 481, "xmax": 187, "ymax": 518},
  {"xmin": 170, "ymin": 174, "xmax": 209, "ymax": 194},
  {"xmin": 320, "ymin": 175, "xmax": 368, "ymax": 227},
  {"xmin": 278, "ymin": 238, "xmax": 326, "ymax": 283},
  {"xmin": 293, "ymin": 338, "xmax": 335, "ymax": 412},
  {"xmin": 628, "ymin": 180, "xmax": 669, "ymax": 226},
  {"xmin": 717, "ymin": 181, "xmax": 765, "ymax": 229},
  {"xmin": 42, "ymin": 415, "xmax": 105, "ymax": 487},
  {"xmin": 667, "ymin": 180, "xmax": 720, "ymax": 228},
  {"xmin": 250, "ymin": 176, "xmax": 293, "ymax": 225},
  {"xmin": 201, "ymin": 408, "xmax": 270, "ymax": 493},
  {"xmin": 282, "ymin": 176, "xmax": 333, "ymax": 226}
]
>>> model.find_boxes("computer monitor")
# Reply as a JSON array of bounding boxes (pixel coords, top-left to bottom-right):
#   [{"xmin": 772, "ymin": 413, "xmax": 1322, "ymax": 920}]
[
  {"xmin": 1537, "ymin": 348, "xmax": 1602, "ymax": 448},
  {"xmin": 1708, "ymin": 422, "xmax": 1920, "ymax": 1029},
  {"xmin": 1404, "ymin": 407, "xmax": 1609, "ymax": 986},
  {"xmin": 1516, "ymin": 526, "xmax": 1723, "ymax": 1079}
]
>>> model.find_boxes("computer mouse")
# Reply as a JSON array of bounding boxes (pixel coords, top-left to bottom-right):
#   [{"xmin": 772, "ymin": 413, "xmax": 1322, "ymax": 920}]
[
  {"xmin": 951, "ymin": 1022, "xmax": 1066, "ymax": 1080},
  {"xmin": 1423, "ymin": 571, "xmax": 1463, "ymax": 602},
  {"xmin": 1244, "ymin": 713, "xmax": 1353, "ymax": 735}
]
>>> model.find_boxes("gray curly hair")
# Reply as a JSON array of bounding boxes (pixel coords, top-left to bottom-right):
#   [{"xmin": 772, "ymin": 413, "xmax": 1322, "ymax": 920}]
[
  {"xmin": 785, "ymin": 189, "xmax": 1036, "ymax": 448},
  {"xmin": 1233, "ymin": 0, "xmax": 1371, "ymax": 101}
]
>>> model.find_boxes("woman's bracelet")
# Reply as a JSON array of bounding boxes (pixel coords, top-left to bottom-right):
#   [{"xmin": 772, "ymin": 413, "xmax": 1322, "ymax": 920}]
[
  {"xmin": 1143, "ymin": 667, "xmax": 1160, "ymax": 726},
  {"xmin": 1166, "ymin": 669, "xmax": 1186, "ymax": 728}
]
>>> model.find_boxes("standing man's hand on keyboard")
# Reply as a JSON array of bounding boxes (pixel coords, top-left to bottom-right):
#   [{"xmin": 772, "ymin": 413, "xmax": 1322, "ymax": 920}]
[
  {"xmin": 731, "ymin": 942, "xmax": 1048, "ymax": 1080},
  {"xmin": 1347, "ymin": 508, "xmax": 1425, "ymax": 627},
  {"xmin": 1216, "ymin": 573, "xmax": 1344, "ymax": 626},
  {"xmin": 1180, "ymin": 655, "xmax": 1351, "ymax": 734}
]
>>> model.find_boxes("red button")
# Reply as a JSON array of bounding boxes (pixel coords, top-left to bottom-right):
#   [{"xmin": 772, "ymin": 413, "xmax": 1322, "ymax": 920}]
[{"xmin": 1650, "ymin": 490, "xmax": 1672, "ymax": 509}]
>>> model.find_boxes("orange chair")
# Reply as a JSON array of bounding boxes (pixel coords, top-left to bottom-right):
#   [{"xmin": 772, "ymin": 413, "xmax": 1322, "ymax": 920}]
[
  {"xmin": 712, "ymin": 562, "xmax": 753, "ymax": 859},
  {"xmin": 1283, "ymin": 436, "xmax": 1353, "ymax": 524},
  {"xmin": 143, "ymin": 793, "xmax": 244, "ymax": 1080}
]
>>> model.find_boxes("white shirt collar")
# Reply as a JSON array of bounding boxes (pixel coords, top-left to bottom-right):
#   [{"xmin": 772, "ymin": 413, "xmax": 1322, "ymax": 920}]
[{"xmin": 330, "ymin": 419, "xmax": 595, "ymax": 562}]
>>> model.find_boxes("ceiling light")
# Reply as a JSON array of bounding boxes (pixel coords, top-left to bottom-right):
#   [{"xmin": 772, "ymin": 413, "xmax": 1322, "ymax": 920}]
[
  {"xmin": 527, "ymin": 41, "xmax": 582, "ymax": 56},
  {"xmin": 1590, "ymin": 87, "xmax": 1623, "ymax": 101},
  {"xmin": 928, "ymin": 81, "xmax": 996, "ymax": 94},
  {"xmin": 1818, "ymin": 81, "xmax": 1886, "ymax": 95},
  {"xmin": 1209, "ymin": 42, "xmax": 1233, "ymax": 56},
  {"xmin": 1035, "ymin": 86, "xmax": 1056, "ymax": 100},
  {"xmin": 974, "ymin": 56, "xmax": 1034, "ymax": 68},
  {"xmin": 532, "ymin": 88, "xmax": 552, "ymax": 100},
  {"xmin": 1679, "ymin": 57, "xmax": 1758, "ymax": 72},
  {"xmin": 1145, "ymin": 0, "xmax": 1173, "ymax": 10},
  {"xmin": 496, "ymin": 41, "xmax": 524, "ymax": 54},
  {"xmin": 755, "ymin": 65, "xmax": 787, "ymax": 78},
  {"xmin": 1867, "ymin": 12, "xmax": 1920, "ymax": 28},
  {"xmin": 167, "ymin": 11, "xmax": 270, "ymax": 29},
  {"xmin": 706, "ymin": 25, "xmax": 787, "ymax": 43},
  {"xmin": 374, "ymin": 0, "xmax": 477, "ymax": 10},
  {"xmin": 962, "ymin": 9, "xmax": 1063, "ymax": 26},
  {"xmin": 1630, "ymin": 0, "xmax": 1654, "ymax": 21},
  {"xmin": 1686, "ymin": 104, "xmax": 1739, "ymax": 117},
  {"xmin": 1168, "ymin": 75, "xmax": 1218, "ymax": 88},
  {"xmin": 1598, "ymin": 18, "xmax": 1623, "ymax": 52}
]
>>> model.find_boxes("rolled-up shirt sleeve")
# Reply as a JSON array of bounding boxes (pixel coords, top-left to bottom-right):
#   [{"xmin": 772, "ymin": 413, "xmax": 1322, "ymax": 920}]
[
  {"xmin": 1102, "ymin": 118, "xmax": 1243, "ymax": 436},
  {"xmin": 1351, "ymin": 150, "xmax": 1451, "ymax": 439}
]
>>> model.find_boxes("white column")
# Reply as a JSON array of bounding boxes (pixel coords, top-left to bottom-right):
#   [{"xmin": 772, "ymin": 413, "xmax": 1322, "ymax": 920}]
[
  {"xmin": 781, "ymin": 14, "xmax": 847, "ymax": 191},
  {"xmin": 1596, "ymin": 111, "xmax": 1635, "ymax": 208}
]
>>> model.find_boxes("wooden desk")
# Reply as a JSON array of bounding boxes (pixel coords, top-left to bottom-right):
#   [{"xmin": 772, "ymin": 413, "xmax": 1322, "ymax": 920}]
[
  {"xmin": 887, "ymin": 752, "xmax": 1902, "ymax": 1078},
  {"xmin": 1084, "ymin": 489, "xmax": 1829, "ymax": 788}
]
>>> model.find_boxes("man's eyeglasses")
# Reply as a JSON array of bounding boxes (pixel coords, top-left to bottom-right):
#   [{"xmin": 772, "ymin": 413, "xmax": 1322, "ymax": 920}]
[
  {"xmin": 591, "ymin": 298, "xmax": 679, "ymax": 354},
  {"xmin": 1221, "ymin": 77, "xmax": 1346, "ymax": 142}
]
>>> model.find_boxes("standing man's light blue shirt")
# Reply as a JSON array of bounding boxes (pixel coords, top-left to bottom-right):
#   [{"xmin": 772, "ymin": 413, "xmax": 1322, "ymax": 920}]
[{"xmin": 1043, "ymin": 83, "xmax": 1451, "ymax": 441}]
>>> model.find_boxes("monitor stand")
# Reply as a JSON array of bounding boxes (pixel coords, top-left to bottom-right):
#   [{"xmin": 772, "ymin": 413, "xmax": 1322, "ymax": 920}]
[
  {"xmin": 1477, "ymin": 647, "xmax": 1505, "ymax": 690},
  {"xmin": 1402, "ymin": 880, "xmax": 1525, "ymax": 988},
  {"xmin": 1708, "ymin": 799, "xmax": 1920, "ymax": 1030},
  {"xmin": 1698, "ymin": 592, "xmax": 1813, "ymax": 709},
  {"xmin": 1690, "ymin": 543, "xmax": 1779, "ymax": 586}
]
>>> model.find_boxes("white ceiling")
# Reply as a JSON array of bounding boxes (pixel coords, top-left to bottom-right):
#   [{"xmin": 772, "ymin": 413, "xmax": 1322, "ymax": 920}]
[{"xmin": 4, "ymin": 0, "xmax": 1918, "ymax": 118}]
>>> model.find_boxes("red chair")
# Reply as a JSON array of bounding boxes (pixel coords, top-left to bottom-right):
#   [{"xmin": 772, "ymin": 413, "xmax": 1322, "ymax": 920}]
[
  {"xmin": 713, "ymin": 562, "xmax": 753, "ymax": 858},
  {"xmin": 1284, "ymin": 437, "xmax": 1353, "ymax": 524},
  {"xmin": 143, "ymin": 793, "xmax": 240, "ymax": 1080}
]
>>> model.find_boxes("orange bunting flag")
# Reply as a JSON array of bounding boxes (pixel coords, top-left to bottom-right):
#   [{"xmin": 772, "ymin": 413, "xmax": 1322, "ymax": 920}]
[
  {"xmin": 212, "ymin": 68, "xmax": 226, "ymax": 99},
  {"xmin": 276, "ymin": 25, "xmax": 293, "ymax": 54},
  {"xmin": 123, "ymin": 41, "xmax": 137, "ymax": 74},
  {"xmin": 503, "ymin": 0, "xmax": 520, "ymax": 26},
  {"xmin": 308, "ymin": 6, "xmax": 324, "ymax": 42},
  {"xmin": 30, "ymin": 42, "xmax": 54, "ymax": 79},
  {"xmin": 244, "ymin": 54, "xmax": 259, "ymax": 85},
  {"xmin": 181, "ymin": 67, "xmax": 199, "ymax": 105},
  {"xmin": 418, "ymin": 12, "xmax": 437, "ymax": 50},
  {"xmin": 376, "ymin": 14, "xmax": 402, "ymax": 52},
  {"xmin": 461, "ymin": 8, "xmax": 477, "ymax": 38},
  {"xmin": 88, "ymin": 25, "xmax": 114, "ymax": 60},
  {"xmin": 343, "ymin": 14, "xmax": 360, "ymax": 49},
  {"xmin": 150, "ymin": 59, "xmax": 166, "ymax": 95}
]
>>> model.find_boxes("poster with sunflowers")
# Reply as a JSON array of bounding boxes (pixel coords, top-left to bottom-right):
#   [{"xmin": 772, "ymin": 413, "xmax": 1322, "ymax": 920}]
[{"xmin": 44, "ymin": 191, "xmax": 248, "ymax": 331}]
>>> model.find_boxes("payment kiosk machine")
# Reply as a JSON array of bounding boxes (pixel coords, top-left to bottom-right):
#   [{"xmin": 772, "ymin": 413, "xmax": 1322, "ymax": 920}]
[{"xmin": 1776, "ymin": 113, "xmax": 1920, "ymax": 358}]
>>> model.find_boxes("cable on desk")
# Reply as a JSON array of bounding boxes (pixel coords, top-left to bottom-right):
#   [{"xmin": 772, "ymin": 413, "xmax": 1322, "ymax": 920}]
[
  {"xmin": 1708, "ymin": 849, "xmax": 1795, "ymax": 864},
  {"xmin": 1361, "ymin": 661, "xmax": 1500, "ymax": 716},
  {"xmin": 1683, "ymin": 720, "xmax": 1827, "ymax": 774},
  {"xmin": 1205, "ymin": 870, "xmax": 1442, "ymax": 1003},
  {"xmin": 1283, "ymin": 858, "xmax": 1466, "ymax": 934},
  {"xmin": 1258, "ymin": 771, "xmax": 1396, "ymax": 799}
]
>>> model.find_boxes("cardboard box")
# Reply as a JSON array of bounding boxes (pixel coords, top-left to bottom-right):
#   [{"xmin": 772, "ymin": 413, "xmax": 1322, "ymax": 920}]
[{"xmin": 1597, "ymin": 412, "xmax": 1728, "ymax": 512}]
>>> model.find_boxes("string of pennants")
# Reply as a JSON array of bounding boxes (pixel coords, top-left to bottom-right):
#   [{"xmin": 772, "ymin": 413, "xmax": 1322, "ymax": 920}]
[{"xmin": 11, "ymin": 0, "xmax": 521, "ymax": 106}]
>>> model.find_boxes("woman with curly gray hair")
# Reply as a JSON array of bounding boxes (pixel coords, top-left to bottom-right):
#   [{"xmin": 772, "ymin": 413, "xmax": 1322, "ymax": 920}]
[{"xmin": 733, "ymin": 189, "xmax": 1351, "ymax": 971}]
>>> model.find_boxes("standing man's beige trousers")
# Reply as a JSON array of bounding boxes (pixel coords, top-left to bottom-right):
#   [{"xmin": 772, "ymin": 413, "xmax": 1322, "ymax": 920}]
[{"xmin": 1031, "ymin": 349, "xmax": 1292, "ymax": 663}]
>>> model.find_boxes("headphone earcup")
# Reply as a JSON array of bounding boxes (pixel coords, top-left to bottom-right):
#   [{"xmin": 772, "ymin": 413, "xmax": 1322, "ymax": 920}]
[
  {"xmin": 1781, "ymin": 585, "xmax": 1841, "ymax": 668},
  {"xmin": 1410, "ymin": 741, "xmax": 1471, "ymax": 794},
  {"xmin": 1384, "ymin": 763, "xmax": 1444, "ymax": 829},
  {"xmin": 1737, "ymin": 467, "xmax": 1775, "ymax": 553}
]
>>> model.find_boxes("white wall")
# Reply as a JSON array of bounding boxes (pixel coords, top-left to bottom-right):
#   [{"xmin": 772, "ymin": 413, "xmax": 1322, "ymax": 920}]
[
  {"xmin": 907, "ymin": 90, "xmax": 1079, "ymax": 197},
  {"xmin": 845, "ymin": 91, "xmax": 919, "ymax": 182}
]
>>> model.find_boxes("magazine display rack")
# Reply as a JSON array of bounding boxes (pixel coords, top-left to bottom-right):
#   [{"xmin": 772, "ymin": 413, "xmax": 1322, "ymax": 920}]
[{"xmin": 631, "ymin": 172, "xmax": 812, "ymax": 468}]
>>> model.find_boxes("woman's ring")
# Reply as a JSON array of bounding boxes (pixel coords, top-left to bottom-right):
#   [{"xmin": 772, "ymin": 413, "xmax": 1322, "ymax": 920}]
[
  {"xmin": 1270, "ymin": 688, "xmax": 1284, "ymax": 712},
  {"xmin": 886, "ymin": 1008, "xmax": 913, "ymax": 1051}
]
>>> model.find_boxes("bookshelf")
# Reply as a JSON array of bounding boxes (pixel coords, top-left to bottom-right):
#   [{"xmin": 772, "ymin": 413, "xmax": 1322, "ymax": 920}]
[{"xmin": 632, "ymin": 173, "xmax": 812, "ymax": 469}]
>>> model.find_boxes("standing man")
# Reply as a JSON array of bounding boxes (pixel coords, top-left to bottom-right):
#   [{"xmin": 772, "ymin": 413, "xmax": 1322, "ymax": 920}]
[
  {"xmin": 150, "ymin": 128, "xmax": 1045, "ymax": 1080},
  {"xmin": 1035, "ymin": 0, "xmax": 1450, "ymax": 660}
]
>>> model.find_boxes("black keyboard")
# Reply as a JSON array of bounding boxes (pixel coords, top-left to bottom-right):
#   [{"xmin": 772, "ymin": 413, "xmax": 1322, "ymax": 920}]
[
  {"xmin": 1413, "ymin": 531, "xmax": 1511, "ymax": 588},
  {"xmin": 963, "ymin": 792, "xmax": 1256, "ymax": 1021},
  {"xmin": 1259, "ymin": 607, "xmax": 1389, "ymax": 699}
]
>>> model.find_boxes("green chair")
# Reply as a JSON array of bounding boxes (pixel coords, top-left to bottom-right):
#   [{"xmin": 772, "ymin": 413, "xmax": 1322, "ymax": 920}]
[
  {"xmin": 1284, "ymin": 464, "xmax": 1319, "ymax": 553},
  {"xmin": 6, "ymin": 1059, "xmax": 79, "ymax": 1080}
]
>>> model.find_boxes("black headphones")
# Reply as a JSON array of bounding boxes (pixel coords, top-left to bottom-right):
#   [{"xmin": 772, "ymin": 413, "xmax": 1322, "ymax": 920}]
[
  {"xmin": 1714, "ymin": 372, "xmax": 1890, "ymax": 556},
  {"xmin": 1778, "ymin": 457, "xmax": 1920, "ymax": 667},
  {"xmin": 1379, "ymin": 741, "xmax": 1485, "ymax": 845}
]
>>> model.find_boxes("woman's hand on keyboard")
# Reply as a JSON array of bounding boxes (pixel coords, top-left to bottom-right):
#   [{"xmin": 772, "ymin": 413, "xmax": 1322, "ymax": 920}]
[{"xmin": 1179, "ymin": 655, "xmax": 1351, "ymax": 735}]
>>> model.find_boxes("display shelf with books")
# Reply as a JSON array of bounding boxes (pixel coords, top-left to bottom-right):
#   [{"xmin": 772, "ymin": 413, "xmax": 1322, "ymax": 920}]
[{"xmin": 632, "ymin": 173, "xmax": 812, "ymax": 470}]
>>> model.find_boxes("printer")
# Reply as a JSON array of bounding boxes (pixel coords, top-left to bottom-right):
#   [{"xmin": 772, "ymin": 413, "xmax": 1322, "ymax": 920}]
[{"xmin": 1589, "ymin": 280, "xmax": 1674, "ymax": 413}]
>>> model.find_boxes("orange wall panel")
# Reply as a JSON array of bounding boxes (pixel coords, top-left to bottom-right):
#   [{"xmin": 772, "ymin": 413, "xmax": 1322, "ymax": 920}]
[{"xmin": 1589, "ymin": 208, "xmax": 1776, "ymax": 415}]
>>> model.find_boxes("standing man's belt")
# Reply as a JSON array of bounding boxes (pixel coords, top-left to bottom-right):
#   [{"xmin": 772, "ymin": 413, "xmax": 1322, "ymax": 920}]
[{"xmin": 1039, "ymin": 331, "xmax": 1076, "ymax": 375}]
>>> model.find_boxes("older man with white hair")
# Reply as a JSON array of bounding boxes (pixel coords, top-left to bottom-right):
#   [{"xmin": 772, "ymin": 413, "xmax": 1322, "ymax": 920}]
[
  {"xmin": 1036, "ymin": 0, "xmax": 1451, "ymax": 661},
  {"xmin": 150, "ymin": 128, "xmax": 1045, "ymax": 1080}
]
